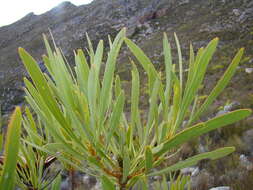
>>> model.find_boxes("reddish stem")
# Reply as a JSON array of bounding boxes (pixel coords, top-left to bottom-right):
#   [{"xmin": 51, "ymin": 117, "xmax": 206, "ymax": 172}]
[{"xmin": 69, "ymin": 168, "xmax": 76, "ymax": 190}]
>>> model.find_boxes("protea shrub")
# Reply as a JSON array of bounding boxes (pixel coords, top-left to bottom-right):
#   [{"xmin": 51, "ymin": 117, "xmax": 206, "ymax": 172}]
[{"xmin": 13, "ymin": 28, "xmax": 251, "ymax": 190}]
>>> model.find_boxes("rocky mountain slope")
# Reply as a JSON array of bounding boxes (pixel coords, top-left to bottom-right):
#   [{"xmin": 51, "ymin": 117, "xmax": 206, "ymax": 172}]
[{"xmin": 0, "ymin": 0, "xmax": 253, "ymax": 189}]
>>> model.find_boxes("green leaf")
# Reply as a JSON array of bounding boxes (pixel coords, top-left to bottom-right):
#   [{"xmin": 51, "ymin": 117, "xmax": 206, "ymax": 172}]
[
  {"xmin": 75, "ymin": 49, "xmax": 90, "ymax": 94},
  {"xmin": 185, "ymin": 44, "xmax": 195, "ymax": 92},
  {"xmin": 0, "ymin": 107, "xmax": 22, "ymax": 189},
  {"xmin": 107, "ymin": 91, "xmax": 125, "ymax": 144},
  {"xmin": 163, "ymin": 33, "xmax": 173, "ymax": 121},
  {"xmin": 108, "ymin": 35, "xmax": 113, "ymax": 49},
  {"xmin": 122, "ymin": 149, "xmax": 131, "ymax": 183},
  {"xmin": 125, "ymin": 38, "xmax": 158, "ymax": 94},
  {"xmin": 130, "ymin": 62, "xmax": 142, "ymax": 141},
  {"xmin": 174, "ymin": 33, "xmax": 183, "ymax": 90},
  {"xmin": 88, "ymin": 63, "xmax": 99, "ymax": 129},
  {"xmin": 114, "ymin": 75, "xmax": 122, "ymax": 98},
  {"xmin": 144, "ymin": 77, "xmax": 161, "ymax": 144},
  {"xmin": 86, "ymin": 32, "xmax": 95, "ymax": 63},
  {"xmin": 170, "ymin": 75, "xmax": 181, "ymax": 132},
  {"xmin": 101, "ymin": 175, "xmax": 116, "ymax": 190},
  {"xmin": 42, "ymin": 34, "xmax": 54, "ymax": 73},
  {"xmin": 149, "ymin": 147, "xmax": 235, "ymax": 176},
  {"xmin": 42, "ymin": 143, "xmax": 85, "ymax": 160},
  {"xmin": 154, "ymin": 109, "xmax": 251, "ymax": 157},
  {"xmin": 125, "ymin": 38, "xmax": 154, "ymax": 74},
  {"xmin": 145, "ymin": 146, "xmax": 153, "ymax": 173}
]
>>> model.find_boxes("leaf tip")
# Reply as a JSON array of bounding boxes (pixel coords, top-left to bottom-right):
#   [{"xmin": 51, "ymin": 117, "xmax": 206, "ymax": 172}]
[
  {"xmin": 239, "ymin": 47, "xmax": 245, "ymax": 53},
  {"xmin": 18, "ymin": 47, "xmax": 24, "ymax": 53}
]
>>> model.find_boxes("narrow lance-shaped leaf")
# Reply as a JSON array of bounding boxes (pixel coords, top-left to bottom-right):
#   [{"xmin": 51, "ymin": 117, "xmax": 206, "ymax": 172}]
[
  {"xmin": 114, "ymin": 75, "xmax": 122, "ymax": 98},
  {"xmin": 186, "ymin": 44, "xmax": 195, "ymax": 85},
  {"xmin": 75, "ymin": 49, "xmax": 90, "ymax": 94},
  {"xmin": 88, "ymin": 64, "xmax": 98, "ymax": 130},
  {"xmin": 108, "ymin": 35, "xmax": 113, "ymax": 50},
  {"xmin": 106, "ymin": 91, "xmax": 125, "ymax": 144},
  {"xmin": 0, "ymin": 107, "xmax": 22, "ymax": 190},
  {"xmin": 170, "ymin": 74, "xmax": 181, "ymax": 133},
  {"xmin": 42, "ymin": 34, "xmax": 54, "ymax": 73},
  {"xmin": 163, "ymin": 33, "xmax": 173, "ymax": 121},
  {"xmin": 174, "ymin": 33, "xmax": 183, "ymax": 90},
  {"xmin": 130, "ymin": 62, "xmax": 140, "ymax": 135},
  {"xmin": 144, "ymin": 77, "xmax": 161, "ymax": 145},
  {"xmin": 94, "ymin": 40, "xmax": 104, "ymax": 71},
  {"xmin": 86, "ymin": 32, "xmax": 95, "ymax": 64},
  {"xmin": 154, "ymin": 109, "xmax": 251, "ymax": 157},
  {"xmin": 145, "ymin": 146, "xmax": 153, "ymax": 173},
  {"xmin": 149, "ymin": 147, "xmax": 235, "ymax": 176},
  {"xmin": 25, "ymin": 107, "xmax": 37, "ymax": 133},
  {"xmin": 183, "ymin": 43, "xmax": 195, "ymax": 99},
  {"xmin": 124, "ymin": 38, "xmax": 158, "ymax": 94},
  {"xmin": 122, "ymin": 149, "xmax": 131, "ymax": 183},
  {"xmin": 22, "ymin": 108, "xmax": 43, "ymax": 146}
]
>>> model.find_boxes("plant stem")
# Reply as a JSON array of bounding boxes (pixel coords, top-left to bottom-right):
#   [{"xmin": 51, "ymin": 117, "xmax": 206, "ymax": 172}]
[
  {"xmin": 119, "ymin": 180, "xmax": 128, "ymax": 190},
  {"xmin": 69, "ymin": 168, "xmax": 76, "ymax": 190}
]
